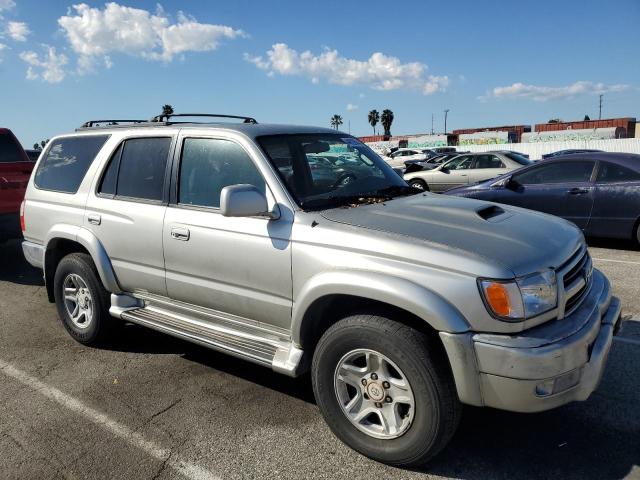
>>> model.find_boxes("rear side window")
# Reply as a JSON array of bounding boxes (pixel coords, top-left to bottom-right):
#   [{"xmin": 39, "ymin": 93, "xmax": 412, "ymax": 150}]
[
  {"xmin": 0, "ymin": 132, "xmax": 24, "ymax": 163},
  {"xmin": 35, "ymin": 135, "xmax": 109, "ymax": 193},
  {"xmin": 514, "ymin": 161, "xmax": 595, "ymax": 185},
  {"xmin": 474, "ymin": 155, "xmax": 504, "ymax": 169},
  {"xmin": 596, "ymin": 162, "xmax": 640, "ymax": 183},
  {"xmin": 98, "ymin": 137, "xmax": 172, "ymax": 201}
]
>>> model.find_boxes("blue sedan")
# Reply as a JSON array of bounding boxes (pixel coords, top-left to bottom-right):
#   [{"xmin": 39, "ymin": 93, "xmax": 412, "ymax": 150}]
[{"xmin": 445, "ymin": 153, "xmax": 640, "ymax": 243}]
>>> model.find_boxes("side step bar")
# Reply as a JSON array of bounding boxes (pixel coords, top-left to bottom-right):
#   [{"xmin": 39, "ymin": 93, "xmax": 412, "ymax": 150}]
[{"xmin": 110, "ymin": 296, "xmax": 303, "ymax": 377}]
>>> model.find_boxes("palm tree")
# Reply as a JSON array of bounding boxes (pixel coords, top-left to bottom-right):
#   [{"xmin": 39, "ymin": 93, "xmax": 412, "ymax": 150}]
[
  {"xmin": 330, "ymin": 114, "xmax": 343, "ymax": 130},
  {"xmin": 162, "ymin": 104, "xmax": 174, "ymax": 117},
  {"xmin": 381, "ymin": 109, "xmax": 394, "ymax": 137},
  {"xmin": 368, "ymin": 110, "xmax": 380, "ymax": 135}
]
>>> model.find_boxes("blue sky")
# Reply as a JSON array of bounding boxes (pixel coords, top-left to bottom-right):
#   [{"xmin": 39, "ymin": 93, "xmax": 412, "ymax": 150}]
[{"xmin": 0, "ymin": 0, "xmax": 638, "ymax": 147}]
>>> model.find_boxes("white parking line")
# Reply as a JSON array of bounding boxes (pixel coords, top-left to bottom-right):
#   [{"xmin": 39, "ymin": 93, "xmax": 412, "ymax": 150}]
[
  {"xmin": 591, "ymin": 257, "xmax": 640, "ymax": 266},
  {"xmin": 0, "ymin": 359, "xmax": 220, "ymax": 480}
]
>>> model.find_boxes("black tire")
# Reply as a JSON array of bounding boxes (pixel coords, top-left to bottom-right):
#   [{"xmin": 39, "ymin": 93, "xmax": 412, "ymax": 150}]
[
  {"xmin": 312, "ymin": 314, "xmax": 461, "ymax": 467},
  {"xmin": 408, "ymin": 178, "xmax": 429, "ymax": 191},
  {"xmin": 53, "ymin": 252, "xmax": 114, "ymax": 345}
]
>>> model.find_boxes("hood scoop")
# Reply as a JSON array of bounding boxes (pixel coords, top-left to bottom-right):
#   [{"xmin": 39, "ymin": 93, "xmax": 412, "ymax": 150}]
[{"xmin": 476, "ymin": 205, "xmax": 509, "ymax": 222}]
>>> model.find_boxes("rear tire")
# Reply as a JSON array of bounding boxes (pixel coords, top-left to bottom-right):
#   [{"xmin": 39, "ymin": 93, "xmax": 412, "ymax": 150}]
[
  {"xmin": 53, "ymin": 253, "xmax": 114, "ymax": 345},
  {"xmin": 408, "ymin": 178, "xmax": 429, "ymax": 191},
  {"xmin": 312, "ymin": 314, "xmax": 460, "ymax": 467}
]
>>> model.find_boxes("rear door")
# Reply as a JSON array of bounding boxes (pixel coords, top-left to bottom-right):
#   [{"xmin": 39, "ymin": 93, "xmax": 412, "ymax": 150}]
[
  {"xmin": 505, "ymin": 160, "xmax": 596, "ymax": 229},
  {"xmin": 468, "ymin": 154, "xmax": 507, "ymax": 184},
  {"xmin": 588, "ymin": 161, "xmax": 640, "ymax": 238},
  {"xmin": 85, "ymin": 135, "xmax": 175, "ymax": 295}
]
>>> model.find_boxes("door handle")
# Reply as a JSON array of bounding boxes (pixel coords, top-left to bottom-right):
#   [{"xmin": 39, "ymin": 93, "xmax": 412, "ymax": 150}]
[
  {"xmin": 568, "ymin": 188, "xmax": 589, "ymax": 195},
  {"xmin": 171, "ymin": 227, "xmax": 190, "ymax": 241},
  {"xmin": 88, "ymin": 213, "xmax": 101, "ymax": 225}
]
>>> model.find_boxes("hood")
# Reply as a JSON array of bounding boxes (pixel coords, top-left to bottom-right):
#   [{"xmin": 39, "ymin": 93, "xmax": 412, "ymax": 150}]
[{"xmin": 320, "ymin": 193, "xmax": 583, "ymax": 277}]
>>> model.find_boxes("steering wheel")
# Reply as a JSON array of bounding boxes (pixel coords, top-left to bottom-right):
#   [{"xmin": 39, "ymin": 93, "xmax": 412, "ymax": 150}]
[{"xmin": 332, "ymin": 172, "xmax": 357, "ymax": 189}]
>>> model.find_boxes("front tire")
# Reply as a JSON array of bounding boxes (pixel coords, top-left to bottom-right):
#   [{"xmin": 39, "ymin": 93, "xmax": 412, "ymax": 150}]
[
  {"xmin": 408, "ymin": 178, "xmax": 429, "ymax": 191},
  {"xmin": 53, "ymin": 253, "xmax": 114, "ymax": 345},
  {"xmin": 312, "ymin": 314, "xmax": 460, "ymax": 467}
]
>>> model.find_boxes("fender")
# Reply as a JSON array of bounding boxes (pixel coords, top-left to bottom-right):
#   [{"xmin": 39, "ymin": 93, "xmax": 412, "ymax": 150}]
[
  {"xmin": 44, "ymin": 224, "xmax": 121, "ymax": 294},
  {"xmin": 291, "ymin": 270, "xmax": 470, "ymax": 345}
]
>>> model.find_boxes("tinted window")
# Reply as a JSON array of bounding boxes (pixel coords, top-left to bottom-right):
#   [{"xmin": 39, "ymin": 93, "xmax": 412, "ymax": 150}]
[
  {"xmin": 513, "ymin": 161, "xmax": 595, "ymax": 185},
  {"xmin": 0, "ymin": 133, "xmax": 24, "ymax": 163},
  {"xmin": 35, "ymin": 135, "xmax": 109, "ymax": 193},
  {"xmin": 116, "ymin": 137, "xmax": 171, "ymax": 200},
  {"xmin": 444, "ymin": 155, "xmax": 473, "ymax": 170},
  {"xmin": 504, "ymin": 152, "xmax": 533, "ymax": 165},
  {"xmin": 179, "ymin": 138, "xmax": 265, "ymax": 208},
  {"xmin": 475, "ymin": 155, "xmax": 504, "ymax": 169},
  {"xmin": 596, "ymin": 162, "xmax": 640, "ymax": 183},
  {"xmin": 98, "ymin": 143, "xmax": 123, "ymax": 196}
]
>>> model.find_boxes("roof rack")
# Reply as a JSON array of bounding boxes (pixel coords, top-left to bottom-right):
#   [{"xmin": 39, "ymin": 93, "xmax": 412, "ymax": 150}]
[
  {"xmin": 149, "ymin": 113, "xmax": 258, "ymax": 124},
  {"xmin": 80, "ymin": 119, "xmax": 147, "ymax": 128}
]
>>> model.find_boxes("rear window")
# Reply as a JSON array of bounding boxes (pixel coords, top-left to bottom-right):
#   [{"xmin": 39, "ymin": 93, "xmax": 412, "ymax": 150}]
[
  {"xmin": 503, "ymin": 152, "xmax": 533, "ymax": 165},
  {"xmin": 0, "ymin": 132, "xmax": 24, "ymax": 163},
  {"xmin": 596, "ymin": 162, "xmax": 640, "ymax": 183},
  {"xmin": 35, "ymin": 136, "xmax": 109, "ymax": 193}
]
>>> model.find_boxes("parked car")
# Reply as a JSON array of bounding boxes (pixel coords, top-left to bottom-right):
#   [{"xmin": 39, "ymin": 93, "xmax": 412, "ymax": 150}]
[
  {"xmin": 21, "ymin": 114, "xmax": 621, "ymax": 467},
  {"xmin": 542, "ymin": 149, "xmax": 603, "ymax": 160},
  {"xmin": 445, "ymin": 152, "xmax": 640, "ymax": 244},
  {"xmin": 0, "ymin": 128, "xmax": 35, "ymax": 241},
  {"xmin": 385, "ymin": 148, "xmax": 432, "ymax": 168},
  {"xmin": 404, "ymin": 151, "xmax": 532, "ymax": 192},
  {"xmin": 25, "ymin": 149, "xmax": 42, "ymax": 162}
]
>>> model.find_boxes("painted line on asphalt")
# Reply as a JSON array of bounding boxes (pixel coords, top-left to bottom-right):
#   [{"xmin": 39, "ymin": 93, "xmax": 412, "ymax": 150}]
[
  {"xmin": 0, "ymin": 359, "xmax": 221, "ymax": 480},
  {"xmin": 591, "ymin": 257, "xmax": 640, "ymax": 266}
]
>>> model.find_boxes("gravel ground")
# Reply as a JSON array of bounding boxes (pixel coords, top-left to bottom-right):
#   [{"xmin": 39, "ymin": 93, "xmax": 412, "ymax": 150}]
[{"xmin": 0, "ymin": 238, "xmax": 638, "ymax": 480}]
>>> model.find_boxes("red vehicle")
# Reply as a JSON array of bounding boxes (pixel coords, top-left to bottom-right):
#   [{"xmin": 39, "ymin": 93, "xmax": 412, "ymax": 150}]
[{"xmin": 0, "ymin": 128, "xmax": 35, "ymax": 241}]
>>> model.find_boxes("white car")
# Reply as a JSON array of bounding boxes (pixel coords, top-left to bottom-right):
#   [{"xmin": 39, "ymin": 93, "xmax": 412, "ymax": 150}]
[
  {"xmin": 404, "ymin": 151, "xmax": 532, "ymax": 193},
  {"xmin": 385, "ymin": 148, "xmax": 433, "ymax": 168}
]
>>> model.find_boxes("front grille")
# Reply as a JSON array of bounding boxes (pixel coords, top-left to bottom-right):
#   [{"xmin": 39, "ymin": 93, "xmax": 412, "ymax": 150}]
[{"xmin": 560, "ymin": 248, "xmax": 592, "ymax": 316}]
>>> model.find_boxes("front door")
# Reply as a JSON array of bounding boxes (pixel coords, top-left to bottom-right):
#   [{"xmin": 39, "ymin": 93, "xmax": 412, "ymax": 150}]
[
  {"xmin": 430, "ymin": 155, "xmax": 473, "ymax": 192},
  {"xmin": 162, "ymin": 135, "xmax": 293, "ymax": 329},
  {"xmin": 506, "ymin": 160, "xmax": 596, "ymax": 229}
]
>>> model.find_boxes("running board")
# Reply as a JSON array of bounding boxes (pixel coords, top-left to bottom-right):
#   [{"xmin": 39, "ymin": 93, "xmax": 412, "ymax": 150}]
[{"xmin": 110, "ymin": 295, "xmax": 303, "ymax": 377}]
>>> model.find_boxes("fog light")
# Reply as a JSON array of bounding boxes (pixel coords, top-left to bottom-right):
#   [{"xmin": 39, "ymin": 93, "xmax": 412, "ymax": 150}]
[{"xmin": 535, "ymin": 369, "xmax": 581, "ymax": 397}]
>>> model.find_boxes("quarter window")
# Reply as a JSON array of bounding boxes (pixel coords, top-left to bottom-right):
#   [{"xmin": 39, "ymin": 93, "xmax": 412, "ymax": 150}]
[
  {"xmin": 35, "ymin": 135, "xmax": 109, "ymax": 193},
  {"xmin": 596, "ymin": 162, "xmax": 640, "ymax": 183},
  {"xmin": 513, "ymin": 161, "xmax": 595, "ymax": 185},
  {"xmin": 178, "ymin": 138, "xmax": 266, "ymax": 208}
]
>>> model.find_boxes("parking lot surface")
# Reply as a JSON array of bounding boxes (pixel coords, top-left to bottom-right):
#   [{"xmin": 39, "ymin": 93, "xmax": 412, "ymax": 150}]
[{"xmin": 0, "ymin": 238, "xmax": 638, "ymax": 480}]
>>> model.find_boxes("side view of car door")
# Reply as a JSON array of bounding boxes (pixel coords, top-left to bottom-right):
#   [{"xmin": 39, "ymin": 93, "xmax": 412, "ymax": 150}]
[
  {"xmin": 162, "ymin": 133, "xmax": 294, "ymax": 330},
  {"xmin": 467, "ymin": 154, "xmax": 507, "ymax": 184},
  {"xmin": 430, "ymin": 155, "xmax": 473, "ymax": 192}
]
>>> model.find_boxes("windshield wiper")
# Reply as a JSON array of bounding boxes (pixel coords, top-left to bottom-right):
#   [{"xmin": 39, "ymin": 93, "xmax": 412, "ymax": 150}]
[{"xmin": 371, "ymin": 185, "xmax": 421, "ymax": 198}]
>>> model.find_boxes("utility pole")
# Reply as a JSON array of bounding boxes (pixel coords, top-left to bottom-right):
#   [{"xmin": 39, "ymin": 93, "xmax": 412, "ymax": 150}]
[
  {"xmin": 598, "ymin": 94, "xmax": 603, "ymax": 120},
  {"xmin": 431, "ymin": 113, "xmax": 434, "ymax": 135},
  {"xmin": 444, "ymin": 109, "xmax": 450, "ymax": 134}
]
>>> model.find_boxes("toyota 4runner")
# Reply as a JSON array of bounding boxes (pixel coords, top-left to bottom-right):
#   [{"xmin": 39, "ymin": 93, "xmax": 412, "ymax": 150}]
[{"xmin": 21, "ymin": 114, "xmax": 622, "ymax": 467}]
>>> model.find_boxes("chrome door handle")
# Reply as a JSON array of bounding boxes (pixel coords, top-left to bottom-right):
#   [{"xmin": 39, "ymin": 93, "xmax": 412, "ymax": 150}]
[
  {"xmin": 88, "ymin": 214, "xmax": 101, "ymax": 225},
  {"xmin": 171, "ymin": 227, "xmax": 190, "ymax": 241}
]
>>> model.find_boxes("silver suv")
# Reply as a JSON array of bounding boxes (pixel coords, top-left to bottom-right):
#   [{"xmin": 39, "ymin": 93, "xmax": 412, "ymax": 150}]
[{"xmin": 21, "ymin": 114, "xmax": 621, "ymax": 467}]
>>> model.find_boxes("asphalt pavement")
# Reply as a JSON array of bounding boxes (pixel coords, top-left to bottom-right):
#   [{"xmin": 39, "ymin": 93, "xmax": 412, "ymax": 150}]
[{"xmin": 0, "ymin": 238, "xmax": 638, "ymax": 480}]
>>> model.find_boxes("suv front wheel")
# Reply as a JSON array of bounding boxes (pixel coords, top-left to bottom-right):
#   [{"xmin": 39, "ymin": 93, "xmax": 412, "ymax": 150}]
[
  {"xmin": 53, "ymin": 252, "xmax": 114, "ymax": 345},
  {"xmin": 312, "ymin": 314, "xmax": 460, "ymax": 467}
]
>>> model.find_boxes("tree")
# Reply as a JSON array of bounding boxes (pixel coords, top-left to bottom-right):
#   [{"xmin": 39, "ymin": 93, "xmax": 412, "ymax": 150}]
[
  {"xmin": 330, "ymin": 114, "xmax": 343, "ymax": 130},
  {"xmin": 40, "ymin": 139, "xmax": 49, "ymax": 149},
  {"xmin": 33, "ymin": 143, "xmax": 41, "ymax": 151},
  {"xmin": 548, "ymin": 118, "xmax": 561, "ymax": 124},
  {"xmin": 584, "ymin": 115, "xmax": 591, "ymax": 121},
  {"xmin": 368, "ymin": 109, "xmax": 380, "ymax": 135},
  {"xmin": 381, "ymin": 109, "xmax": 394, "ymax": 136},
  {"xmin": 162, "ymin": 104, "xmax": 174, "ymax": 117}
]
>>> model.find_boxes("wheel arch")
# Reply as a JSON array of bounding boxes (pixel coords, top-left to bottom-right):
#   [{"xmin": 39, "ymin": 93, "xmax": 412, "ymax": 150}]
[{"xmin": 44, "ymin": 225, "xmax": 121, "ymax": 302}]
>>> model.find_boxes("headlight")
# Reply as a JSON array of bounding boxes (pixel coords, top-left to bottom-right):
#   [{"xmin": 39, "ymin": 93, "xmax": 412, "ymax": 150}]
[{"xmin": 479, "ymin": 270, "xmax": 557, "ymax": 321}]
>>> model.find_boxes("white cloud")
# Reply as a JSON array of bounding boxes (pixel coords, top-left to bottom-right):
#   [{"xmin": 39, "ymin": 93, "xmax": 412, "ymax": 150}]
[
  {"xmin": 58, "ymin": 2, "xmax": 246, "ymax": 73},
  {"xmin": 7, "ymin": 21, "xmax": 30, "ymax": 41},
  {"xmin": 0, "ymin": 0, "xmax": 15, "ymax": 12},
  {"xmin": 20, "ymin": 45, "xmax": 68, "ymax": 83},
  {"xmin": 0, "ymin": 42, "xmax": 6, "ymax": 63},
  {"xmin": 245, "ymin": 43, "xmax": 449, "ymax": 95},
  {"xmin": 485, "ymin": 81, "xmax": 630, "ymax": 102},
  {"xmin": 346, "ymin": 103, "xmax": 358, "ymax": 111}
]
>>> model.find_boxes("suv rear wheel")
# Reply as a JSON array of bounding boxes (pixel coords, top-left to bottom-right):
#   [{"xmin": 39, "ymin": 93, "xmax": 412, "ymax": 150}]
[
  {"xmin": 312, "ymin": 314, "xmax": 460, "ymax": 467},
  {"xmin": 53, "ymin": 253, "xmax": 114, "ymax": 345}
]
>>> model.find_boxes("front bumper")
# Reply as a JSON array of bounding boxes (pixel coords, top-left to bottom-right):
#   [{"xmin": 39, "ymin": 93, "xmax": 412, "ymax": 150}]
[{"xmin": 440, "ymin": 269, "xmax": 622, "ymax": 413}]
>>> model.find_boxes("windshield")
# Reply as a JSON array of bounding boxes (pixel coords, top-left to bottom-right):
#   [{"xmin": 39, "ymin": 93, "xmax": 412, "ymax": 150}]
[
  {"xmin": 503, "ymin": 152, "xmax": 533, "ymax": 165},
  {"xmin": 258, "ymin": 134, "xmax": 414, "ymax": 210}
]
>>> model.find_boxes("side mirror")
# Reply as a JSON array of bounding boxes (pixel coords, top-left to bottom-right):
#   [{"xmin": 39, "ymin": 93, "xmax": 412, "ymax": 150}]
[
  {"xmin": 220, "ymin": 184, "xmax": 278, "ymax": 219},
  {"xmin": 441, "ymin": 166, "xmax": 450, "ymax": 174}
]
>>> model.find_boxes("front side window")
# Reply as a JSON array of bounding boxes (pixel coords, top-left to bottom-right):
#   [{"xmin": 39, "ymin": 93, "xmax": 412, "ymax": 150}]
[
  {"xmin": 259, "ymin": 134, "xmax": 408, "ymax": 210},
  {"xmin": 35, "ymin": 135, "xmax": 109, "ymax": 193},
  {"xmin": 179, "ymin": 138, "xmax": 266, "ymax": 208},
  {"xmin": 513, "ymin": 161, "xmax": 595, "ymax": 185},
  {"xmin": 444, "ymin": 155, "xmax": 473, "ymax": 170},
  {"xmin": 596, "ymin": 162, "xmax": 640, "ymax": 183},
  {"xmin": 98, "ymin": 137, "xmax": 171, "ymax": 201}
]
